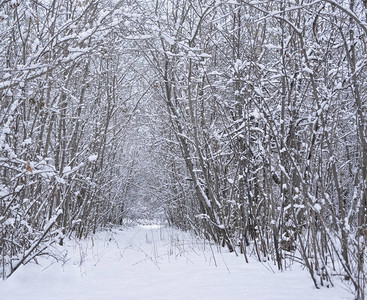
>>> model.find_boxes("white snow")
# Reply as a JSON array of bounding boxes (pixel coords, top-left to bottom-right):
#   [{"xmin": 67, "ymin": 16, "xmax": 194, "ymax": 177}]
[
  {"xmin": 303, "ymin": 67, "xmax": 314, "ymax": 75},
  {"xmin": 21, "ymin": 138, "xmax": 32, "ymax": 146},
  {"xmin": 0, "ymin": 225, "xmax": 353, "ymax": 300},
  {"xmin": 199, "ymin": 53, "xmax": 212, "ymax": 58},
  {"xmin": 88, "ymin": 154, "xmax": 98, "ymax": 162},
  {"xmin": 314, "ymin": 203, "xmax": 322, "ymax": 212},
  {"xmin": 162, "ymin": 33, "xmax": 175, "ymax": 45},
  {"xmin": 62, "ymin": 166, "xmax": 72, "ymax": 175}
]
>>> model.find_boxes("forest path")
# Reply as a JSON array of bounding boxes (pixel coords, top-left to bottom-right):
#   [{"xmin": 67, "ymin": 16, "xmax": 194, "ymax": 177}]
[{"xmin": 0, "ymin": 225, "xmax": 352, "ymax": 300}]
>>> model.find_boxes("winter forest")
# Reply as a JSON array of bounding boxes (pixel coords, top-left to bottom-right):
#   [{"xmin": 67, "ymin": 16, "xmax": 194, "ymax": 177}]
[{"xmin": 1, "ymin": 0, "xmax": 367, "ymax": 298}]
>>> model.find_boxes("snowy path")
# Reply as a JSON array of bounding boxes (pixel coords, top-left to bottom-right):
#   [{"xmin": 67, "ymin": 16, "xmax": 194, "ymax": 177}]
[{"xmin": 0, "ymin": 225, "xmax": 352, "ymax": 300}]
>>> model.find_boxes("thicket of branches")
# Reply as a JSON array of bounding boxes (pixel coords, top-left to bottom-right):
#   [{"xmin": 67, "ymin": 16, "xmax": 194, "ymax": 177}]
[
  {"xmin": 142, "ymin": 0, "xmax": 367, "ymax": 298},
  {"xmin": 0, "ymin": 0, "xmax": 151, "ymax": 278},
  {"xmin": 1, "ymin": 0, "xmax": 367, "ymax": 298}
]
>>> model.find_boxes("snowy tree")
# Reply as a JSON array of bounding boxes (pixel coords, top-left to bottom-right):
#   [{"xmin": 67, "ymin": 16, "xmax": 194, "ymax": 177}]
[{"xmin": 1, "ymin": 0, "xmax": 366, "ymax": 298}]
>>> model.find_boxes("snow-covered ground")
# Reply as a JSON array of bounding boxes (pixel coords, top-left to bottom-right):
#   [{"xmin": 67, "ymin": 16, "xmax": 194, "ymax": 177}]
[{"xmin": 0, "ymin": 225, "xmax": 353, "ymax": 300}]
